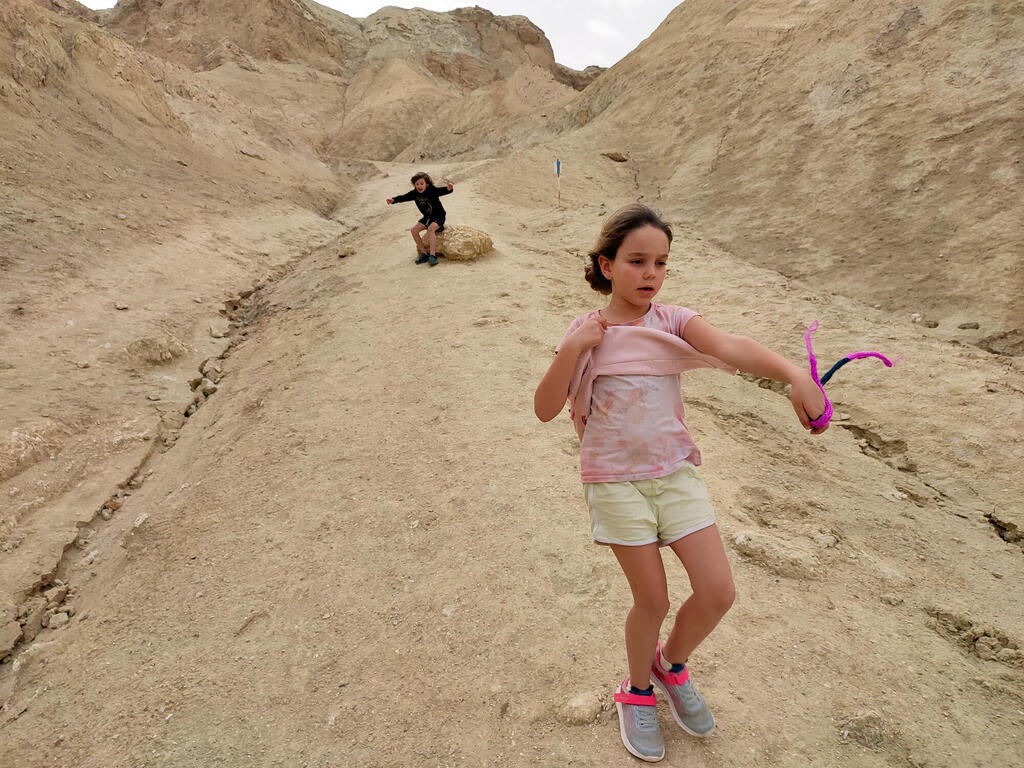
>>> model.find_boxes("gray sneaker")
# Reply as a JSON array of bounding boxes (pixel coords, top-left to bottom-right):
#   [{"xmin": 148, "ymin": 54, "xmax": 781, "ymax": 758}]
[
  {"xmin": 650, "ymin": 644, "xmax": 715, "ymax": 737},
  {"xmin": 613, "ymin": 679, "xmax": 665, "ymax": 762}
]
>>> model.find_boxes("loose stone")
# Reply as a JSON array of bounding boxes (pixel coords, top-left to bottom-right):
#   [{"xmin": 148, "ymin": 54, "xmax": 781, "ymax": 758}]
[{"xmin": 559, "ymin": 690, "xmax": 606, "ymax": 725}]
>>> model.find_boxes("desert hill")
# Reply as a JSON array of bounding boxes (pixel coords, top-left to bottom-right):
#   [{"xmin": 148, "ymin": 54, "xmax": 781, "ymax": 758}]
[
  {"xmin": 2, "ymin": 0, "xmax": 352, "ymax": 662},
  {"xmin": 2, "ymin": 1, "xmax": 1023, "ymax": 767},
  {"xmin": 556, "ymin": 0, "xmax": 1024, "ymax": 341},
  {"xmin": 104, "ymin": 0, "xmax": 359, "ymax": 72},
  {"xmin": 29, "ymin": 0, "xmax": 100, "ymax": 23},
  {"xmin": 0, "ymin": 0, "xmax": 590, "ymax": 674},
  {"xmin": 102, "ymin": 0, "xmax": 599, "ymax": 160}
]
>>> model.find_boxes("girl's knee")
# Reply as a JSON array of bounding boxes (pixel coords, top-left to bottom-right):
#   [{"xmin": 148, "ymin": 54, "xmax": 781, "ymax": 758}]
[
  {"xmin": 697, "ymin": 579, "xmax": 735, "ymax": 617},
  {"xmin": 718, "ymin": 581, "xmax": 737, "ymax": 614},
  {"xmin": 634, "ymin": 595, "xmax": 671, "ymax": 621}
]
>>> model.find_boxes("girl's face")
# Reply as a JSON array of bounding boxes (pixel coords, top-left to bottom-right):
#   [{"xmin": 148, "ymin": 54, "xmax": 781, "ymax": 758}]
[
  {"xmin": 599, "ymin": 225, "xmax": 670, "ymax": 309},
  {"xmin": 414, "ymin": 178, "xmax": 428, "ymax": 193}
]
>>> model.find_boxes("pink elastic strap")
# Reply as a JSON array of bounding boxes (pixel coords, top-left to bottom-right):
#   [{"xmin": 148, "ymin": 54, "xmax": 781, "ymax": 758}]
[
  {"xmin": 614, "ymin": 678, "xmax": 657, "ymax": 706},
  {"xmin": 805, "ymin": 322, "xmax": 899, "ymax": 429},
  {"xmin": 804, "ymin": 321, "xmax": 833, "ymax": 429},
  {"xmin": 654, "ymin": 642, "xmax": 689, "ymax": 685},
  {"xmin": 614, "ymin": 689, "xmax": 658, "ymax": 706},
  {"xmin": 846, "ymin": 351, "xmax": 898, "ymax": 365}
]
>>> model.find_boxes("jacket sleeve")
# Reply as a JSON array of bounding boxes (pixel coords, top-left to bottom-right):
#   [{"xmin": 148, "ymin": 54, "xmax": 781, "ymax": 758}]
[
  {"xmin": 391, "ymin": 190, "xmax": 415, "ymax": 202},
  {"xmin": 436, "ymin": 187, "xmax": 453, "ymax": 197}
]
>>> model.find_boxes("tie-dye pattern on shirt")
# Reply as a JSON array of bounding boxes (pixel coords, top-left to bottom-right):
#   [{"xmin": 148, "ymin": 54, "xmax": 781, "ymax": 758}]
[{"xmin": 557, "ymin": 303, "xmax": 702, "ymax": 483}]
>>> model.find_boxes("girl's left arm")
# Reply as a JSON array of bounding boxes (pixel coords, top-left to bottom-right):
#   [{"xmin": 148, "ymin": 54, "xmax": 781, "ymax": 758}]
[{"xmin": 683, "ymin": 316, "xmax": 828, "ymax": 433}]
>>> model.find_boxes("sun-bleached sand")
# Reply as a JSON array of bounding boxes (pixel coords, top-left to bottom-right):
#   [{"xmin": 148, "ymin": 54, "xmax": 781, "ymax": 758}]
[{"xmin": 2, "ymin": 1, "xmax": 1021, "ymax": 766}]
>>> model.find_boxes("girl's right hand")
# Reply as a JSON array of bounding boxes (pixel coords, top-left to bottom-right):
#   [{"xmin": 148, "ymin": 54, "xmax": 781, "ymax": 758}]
[
  {"xmin": 534, "ymin": 316, "xmax": 607, "ymax": 421},
  {"xmin": 567, "ymin": 317, "xmax": 608, "ymax": 353},
  {"xmin": 386, "ymin": 198, "xmax": 394, "ymax": 205}
]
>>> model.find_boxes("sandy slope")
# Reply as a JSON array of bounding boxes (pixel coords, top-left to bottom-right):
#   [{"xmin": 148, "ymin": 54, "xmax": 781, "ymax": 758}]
[
  {"xmin": 2, "ymin": 1, "xmax": 1023, "ymax": 766},
  {"xmin": 2, "ymin": 154, "xmax": 1022, "ymax": 767},
  {"xmin": 556, "ymin": 0, "xmax": 1024, "ymax": 338}
]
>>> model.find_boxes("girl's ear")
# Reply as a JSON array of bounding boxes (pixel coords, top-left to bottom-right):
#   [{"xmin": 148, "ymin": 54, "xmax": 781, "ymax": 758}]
[{"xmin": 598, "ymin": 254, "xmax": 613, "ymax": 280}]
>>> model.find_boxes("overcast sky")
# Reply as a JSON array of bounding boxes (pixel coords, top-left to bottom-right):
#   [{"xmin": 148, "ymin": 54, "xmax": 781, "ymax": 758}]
[{"xmin": 79, "ymin": 1, "xmax": 682, "ymax": 70}]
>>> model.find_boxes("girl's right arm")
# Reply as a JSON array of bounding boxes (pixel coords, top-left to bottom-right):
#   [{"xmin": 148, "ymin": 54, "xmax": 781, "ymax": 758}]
[
  {"xmin": 534, "ymin": 317, "xmax": 607, "ymax": 422},
  {"xmin": 387, "ymin": 191, "xmax": 413, "ymax": 204}
]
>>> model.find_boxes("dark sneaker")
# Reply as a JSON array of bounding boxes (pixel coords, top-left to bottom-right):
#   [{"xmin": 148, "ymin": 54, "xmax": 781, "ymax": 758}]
[
  {"xmin": 613, "ymin": 678, "xmax": 664, "ymax": 762},
  {"xmin": 414, "ymin": 253, "xmax": 430, "ymax": 264},
  {"xmin": 650, "ymin": 643, "xmax": 715, "ymax": 737},
  {"xmin": 428, "ymin": 254, "xmax": 438, "ymax": 266}
]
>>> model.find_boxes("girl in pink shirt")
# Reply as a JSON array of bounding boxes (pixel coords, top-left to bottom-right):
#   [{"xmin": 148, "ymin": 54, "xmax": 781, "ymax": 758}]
[{"xmin": 534, "ymin": 203, "xmax": 827, "ymax": 762}]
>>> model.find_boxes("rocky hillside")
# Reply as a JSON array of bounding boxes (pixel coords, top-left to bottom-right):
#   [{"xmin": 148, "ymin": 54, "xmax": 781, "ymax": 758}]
[
  {"xmin": 0, "ymin": 0, "xmax": 596, "ymax": 662},
  {"xmin": 2, "ymin": 3, "xmax": 1022, "ymax": 767},
  {"xmin": 0, "ymin": 0, "xmax": 345, "ymax": 272},
  {"xmin": 103, "ymin": 0, "xmax": 361, "ymax": 72},
  {"xmin": 29, "ymin": 0, "xmax": 100, "ymax": 23},
  {"xmin": 558, "ymin": 0, "xmax": 1024, "ymax": 343},
  {"xmin": 102, "ymin": 0, "xmax": 600, "ymax": 160},
  {"xmin": 1, "ymin": 0, "xmax": 353, "ymax": 647}
]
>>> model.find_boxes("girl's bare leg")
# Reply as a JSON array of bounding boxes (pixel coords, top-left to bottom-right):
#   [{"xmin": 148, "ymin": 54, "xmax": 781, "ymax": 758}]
[
  {"xmin": 411, "ymin": 223, "xmax": 427, "ymax": 252},
  {"xmin": 610, "ymin": 543, "xmax": 670, "ymax": 689},
  {"xmin": 427, "ymin": 223, "xmax": 439, "ymax": 254},
  {"xmin": 662, "ymin": 525, "xmax": 735, "ymax": 664}
]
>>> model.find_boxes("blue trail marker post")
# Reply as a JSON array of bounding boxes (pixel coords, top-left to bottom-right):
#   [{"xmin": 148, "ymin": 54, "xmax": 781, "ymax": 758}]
[{"xmin": 555, "ymin": 158, "xmax": 561, "ymax": 207}]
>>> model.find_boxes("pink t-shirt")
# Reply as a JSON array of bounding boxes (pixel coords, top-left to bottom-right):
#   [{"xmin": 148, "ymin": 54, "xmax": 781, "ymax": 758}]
[{"xmin": 558, "ymin": 303, "xmax": 702, "ymax": 483}]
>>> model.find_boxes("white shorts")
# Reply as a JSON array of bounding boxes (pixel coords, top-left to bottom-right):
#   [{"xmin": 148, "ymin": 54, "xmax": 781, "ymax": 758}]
[{"xmin": 584, "ymin": 462, "xmax": 716, "ymax": 547}]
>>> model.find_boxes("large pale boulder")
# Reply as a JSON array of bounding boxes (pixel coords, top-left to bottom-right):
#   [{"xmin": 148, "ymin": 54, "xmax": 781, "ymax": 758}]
[{"xmin": 430, "ymin": 225, "xmax": 494, "ymax": 261}]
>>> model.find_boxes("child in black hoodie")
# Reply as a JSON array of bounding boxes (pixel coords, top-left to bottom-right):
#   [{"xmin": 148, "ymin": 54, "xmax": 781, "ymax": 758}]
[{"xmin": 386, "ymin": 172, "xmax": 454, "ymax": 266}]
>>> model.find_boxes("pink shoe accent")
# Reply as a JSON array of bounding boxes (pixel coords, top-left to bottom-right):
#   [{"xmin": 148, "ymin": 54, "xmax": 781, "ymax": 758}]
[
  {"xmin": 659, "ymin": 667, "xmax": 689, "ymax": 686},
  {"xmin": 652, "ymin": 642, "xmax": 690, "ymax": 685},
  {"xmin": 613, "ymin": 678, "xmax": 657, "ymax": 707}
]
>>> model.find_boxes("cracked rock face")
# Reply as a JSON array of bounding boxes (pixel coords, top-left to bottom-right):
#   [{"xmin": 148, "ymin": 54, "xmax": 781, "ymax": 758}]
[
  {"xmin": 986, "ymin": 509, "xmax": 1023, "ymax": 547},
  {"xmin": 732, "ymin": 530, "xmax": 820, "ymax": 580}
]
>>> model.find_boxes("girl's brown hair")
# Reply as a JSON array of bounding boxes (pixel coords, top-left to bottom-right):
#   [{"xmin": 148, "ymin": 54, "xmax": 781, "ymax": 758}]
[
  {"xmin": 411, "ymin": 171, "xmax": 435, "ymax": 187},
  {"xmin": 584, "ymin": 203, "xmax": 673, "ymax": 294}
]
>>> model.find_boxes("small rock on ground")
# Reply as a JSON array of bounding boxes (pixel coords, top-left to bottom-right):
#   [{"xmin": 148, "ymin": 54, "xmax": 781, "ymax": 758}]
[
  {"xmin": 840, "ymin": 710, "xmax": 893, "ymax": 748},
  {"xmin": 559, "ymin": 689, "xmax": 607, "ymax": 725}
]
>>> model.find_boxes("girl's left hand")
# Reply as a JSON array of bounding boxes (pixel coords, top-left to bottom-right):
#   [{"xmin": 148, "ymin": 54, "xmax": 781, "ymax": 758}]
[
  {"xmin": 789, "ymin": 374, "xmax": 829, "ymax": 434},
  {"xmin": 446, "ymin": 181, "xmax": 454, "ymax": 191}
]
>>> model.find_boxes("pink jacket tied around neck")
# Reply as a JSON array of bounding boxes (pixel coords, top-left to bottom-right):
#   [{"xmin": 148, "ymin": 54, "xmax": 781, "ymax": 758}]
[{"xmin": 567, "ymin": 325, "xmax": 736, "ymax": 441}]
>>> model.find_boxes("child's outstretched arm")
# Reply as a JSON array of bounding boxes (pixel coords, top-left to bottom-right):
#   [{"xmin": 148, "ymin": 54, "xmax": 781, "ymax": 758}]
[
  {"xmin": 438, "ymin": 180, "xmax": 454, "ymax": 196},
  {"xmin": 683, "ymin": 316, "xmax": 829, "ymax": 434},
  {"xmin": 534, "ymin": 317, "xmax": 607, "ymax": 421},
  {"xmin": 386, "ymin": 190, "xmax": 415, "ymax": 205}
]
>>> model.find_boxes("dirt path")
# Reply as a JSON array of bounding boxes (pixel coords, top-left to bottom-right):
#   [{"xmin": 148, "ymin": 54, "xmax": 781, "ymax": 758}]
[
  {"xmin": 2, "ymin": 160, "xmax": 1022, "ymax": 767},
  {"xmin": 0, "ymin": 202, "xmax": 343, "ymax": 636}
]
